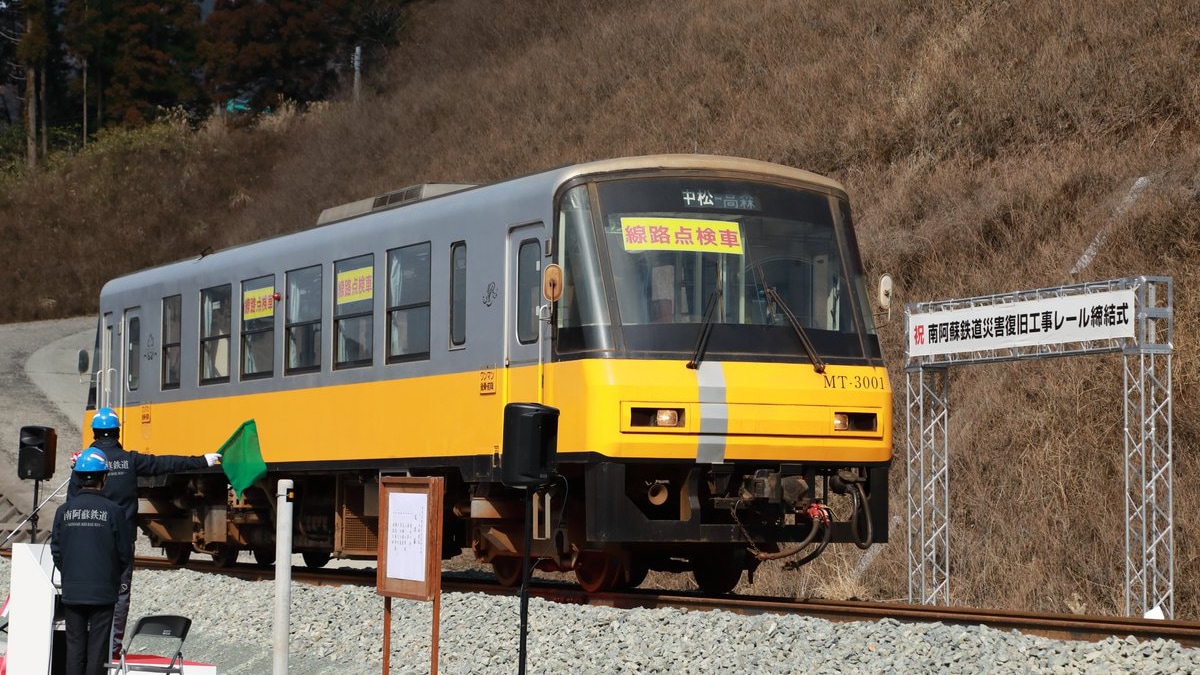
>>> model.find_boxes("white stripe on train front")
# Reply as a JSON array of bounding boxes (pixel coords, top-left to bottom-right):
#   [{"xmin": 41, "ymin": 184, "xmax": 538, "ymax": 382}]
[{"xmin": 695, "ymin": 361, "xmax": 728, "ymax": 464}]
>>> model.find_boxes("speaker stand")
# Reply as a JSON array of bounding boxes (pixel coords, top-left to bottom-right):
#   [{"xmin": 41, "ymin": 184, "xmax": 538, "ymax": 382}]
[
  {"xmin": 517, "ymin": 487, "xmax": 533, "ymax": 675},
  {"xmin": 29, "ymin": 479, "xmax": 41, "ymax": 543}
]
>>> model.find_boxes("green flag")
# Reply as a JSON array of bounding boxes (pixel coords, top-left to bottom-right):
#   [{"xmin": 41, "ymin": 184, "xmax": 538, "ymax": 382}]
[{"xmin": 219, "ymin": 420, "xmax": 267, "ymax": 499}]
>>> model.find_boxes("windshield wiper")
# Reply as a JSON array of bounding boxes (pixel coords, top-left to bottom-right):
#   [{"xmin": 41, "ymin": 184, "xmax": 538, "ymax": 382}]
[
  {"xmin": 764, "ymin": 287, "xmax": 826, "ymax": 374},
  {"xmin": 686, "ymin": 288, "xmax": 722, "ymax": 369}
]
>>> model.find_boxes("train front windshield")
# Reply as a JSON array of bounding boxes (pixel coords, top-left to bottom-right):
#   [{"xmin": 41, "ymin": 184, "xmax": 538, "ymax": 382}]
[{"xmin": 556, "ymin": 176, "xmax": 881, "ymax": 362}]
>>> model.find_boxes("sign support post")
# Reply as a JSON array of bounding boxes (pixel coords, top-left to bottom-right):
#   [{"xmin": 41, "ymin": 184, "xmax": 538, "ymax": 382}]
[{"xmin": 377, "ymin": 476, "xmax": 444, "ymax": 675}]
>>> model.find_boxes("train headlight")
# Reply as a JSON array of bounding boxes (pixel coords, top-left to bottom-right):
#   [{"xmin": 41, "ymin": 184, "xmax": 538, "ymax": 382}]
[
  {"xmin": 630, "ymin": 407, "xmax": 685, "ymax": 427},
  {"xmin": 834, "ymin": 412, "xmax": 877, "ymax": 432}
]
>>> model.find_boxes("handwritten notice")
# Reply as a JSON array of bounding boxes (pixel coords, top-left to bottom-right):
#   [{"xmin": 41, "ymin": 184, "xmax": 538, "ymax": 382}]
[{"xmin": 386, "ymin": 492, "xmax": 428, "ymax": 582}]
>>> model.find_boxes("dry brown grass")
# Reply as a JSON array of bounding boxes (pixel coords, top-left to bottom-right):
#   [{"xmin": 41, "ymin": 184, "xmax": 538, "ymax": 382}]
[{"xmin": 3, "ymin": 0, "xmax": 1200, "ymax": 616}]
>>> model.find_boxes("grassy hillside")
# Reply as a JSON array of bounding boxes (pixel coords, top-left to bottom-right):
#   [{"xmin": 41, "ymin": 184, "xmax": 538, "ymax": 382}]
[{"xmin": 4, "ymin": 0, "xmax": 1199, "ymax": 617}]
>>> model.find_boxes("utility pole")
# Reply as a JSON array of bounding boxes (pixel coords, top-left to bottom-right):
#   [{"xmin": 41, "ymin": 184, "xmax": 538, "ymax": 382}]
[
  {"xmin": 353, "ymin": 45, "xmax": 362, "ymax": 105},
  {"xmin": 82, "ymin": 57, "xmax": 87, "ymax": 147}
]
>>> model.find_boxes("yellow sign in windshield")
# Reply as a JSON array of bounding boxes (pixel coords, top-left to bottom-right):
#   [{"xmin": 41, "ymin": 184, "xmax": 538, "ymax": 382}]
[{"xmin": 619, "ymin": 217, "xmax": 743, "ymax": 254}]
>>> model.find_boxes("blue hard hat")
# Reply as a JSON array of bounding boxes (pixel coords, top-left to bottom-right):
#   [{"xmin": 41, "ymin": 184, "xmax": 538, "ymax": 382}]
[
  {"xmin": 92, "ymin": 407, "xmax": 120, "ymax": 430},
  {"xmin": 74, "ymin": 447, "xmax": 108, "ymax": 474}
]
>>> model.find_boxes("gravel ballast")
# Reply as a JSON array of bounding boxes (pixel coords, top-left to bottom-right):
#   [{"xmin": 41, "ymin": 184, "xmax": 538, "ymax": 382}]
[{"xmin": 3, "ymin": 555, "xmax": 1200, "ymax": 674}]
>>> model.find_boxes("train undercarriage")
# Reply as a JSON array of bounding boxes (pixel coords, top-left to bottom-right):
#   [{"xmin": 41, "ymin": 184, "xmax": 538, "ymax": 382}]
[{"xmin": 138, "ymin": 460, "xmax": 888, "ymax": 594}]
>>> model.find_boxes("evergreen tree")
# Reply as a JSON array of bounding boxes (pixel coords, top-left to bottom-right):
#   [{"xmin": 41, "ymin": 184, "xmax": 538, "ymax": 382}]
[
  {"xmin": 202, "ymin": 0, "xmax": 411, "ymax": 111},
  {"xmin": 1, "ymin": 2, "xmax": 29, "ymax": 128},
  {"xmin": 14, "ymin": 0, "xmax": 51, "ymax": 165},
  {"xmin": 201, "ymin": 0, "xmax": 284, "ymax": 108},
  {"xmin": 102, "ymin": 0, "xmax": 204, "ymax": 125}
]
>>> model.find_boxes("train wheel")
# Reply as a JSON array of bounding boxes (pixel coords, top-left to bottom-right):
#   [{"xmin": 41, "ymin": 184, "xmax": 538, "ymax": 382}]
[
  {"xmin": 491, "ymin": 557, "xmax": 524, "ymax": 587},
  {"xmin": 252, "ymin": 548, "xmax": 275, "ymax": 568},
  {"xmin": 622, "ymin": 558, "xmax": 649, "ymax": 589},
  {"xmin": 691, "ymin": 552, "xmax": 743, "ymax": 595},
  {"xmin": 302, "ymin": 551, "xmax": 332, "ymax": 569},
  {"xmin": 163, "ymin": 543, "xmax": 191, "ymax": 566},
  {"xmin": 210, "ymin": 545, "xmax": 239, "ymax": 568},
  {"xmin": 574, "ymin": 552, "xmax": 622, "ymax": 593}
]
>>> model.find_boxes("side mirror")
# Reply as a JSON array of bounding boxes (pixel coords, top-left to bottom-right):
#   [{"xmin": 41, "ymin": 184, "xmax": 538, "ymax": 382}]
[
  {"xmin": 878, "ymin": 274, "xmax": 893, "ymax": 309},
  {"xmin": 77, "ymin": 348, "xmax": 90, "ymax": 376},
  {"xmin": 876, "ymin": 274, "xmax": 894, "ymax": 323},
  {"xmin": 543, "ymin": 263, "xmax": 563, "ymax": 303}
]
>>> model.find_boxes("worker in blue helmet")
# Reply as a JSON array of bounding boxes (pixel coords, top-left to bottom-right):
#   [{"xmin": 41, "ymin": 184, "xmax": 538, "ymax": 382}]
[
  {"xmin": 52, "ymin": 447, "xmax": 133, "ymax": 675},
  {"xmin": 70, "ymin": 406, "xmax": 221, "ymax": 660}
]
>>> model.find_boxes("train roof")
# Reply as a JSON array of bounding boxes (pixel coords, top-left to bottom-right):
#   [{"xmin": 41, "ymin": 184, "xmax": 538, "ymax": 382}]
[
  {"xmin": 98, "ymin": 154, "xmax": 846, "ymax": 299},
  {"xmin": 550, "ymin": 154, "xmax": 844, "ymax": 193}
]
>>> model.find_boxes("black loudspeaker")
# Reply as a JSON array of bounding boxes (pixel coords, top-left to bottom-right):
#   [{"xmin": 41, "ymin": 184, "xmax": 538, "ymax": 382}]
[
  {"xmin": 501, "ymin": 403, "xmax": 559, "ymax": 488},
  {"xmin": 18, "ymin": 425, "xmax": 57, "ymax": 481}
]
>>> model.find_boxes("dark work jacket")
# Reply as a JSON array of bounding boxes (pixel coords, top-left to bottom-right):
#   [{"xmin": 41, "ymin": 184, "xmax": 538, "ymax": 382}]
[
  {"xmin": 51, "ymin": 490, "xmax": 133, "ymax": 605},
  {"xmin": 67, "ymin": 436, "xmax": 207, "ymax": 527}
]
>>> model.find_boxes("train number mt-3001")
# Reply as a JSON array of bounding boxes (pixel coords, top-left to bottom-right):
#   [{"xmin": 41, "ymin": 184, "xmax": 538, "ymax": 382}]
[{"xmin": 80, "ymin": 154, "xmax": 892, "ymax": 594}]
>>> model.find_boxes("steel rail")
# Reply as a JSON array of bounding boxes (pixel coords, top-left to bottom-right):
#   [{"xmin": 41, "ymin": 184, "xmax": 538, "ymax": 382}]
[{"xmin": 125, "ymin": 555, "xmax": 1200, "ymax": 649}]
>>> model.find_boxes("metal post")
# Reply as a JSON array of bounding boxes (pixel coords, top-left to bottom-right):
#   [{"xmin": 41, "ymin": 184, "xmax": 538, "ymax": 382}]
[
  {"xmin": 517, "ymin": 489, "xmax": 533, "ymax": 675},
  {"xmin": 29, "ymin": 480, "xmax": 40, "ymax": 543},
  {"xmin": 906, "ymin": 366, "xmax": 949, "ymax": 605},
  {"xmin": 1123, "ymin": 278, "xmax": 1174, "ymax": 618},
  {"xmin": 353, "ymin": 46, "xmax": 362, "ymax": 105},
  {"xmin": 273, "ymin": 479, "xmax": 294, "ymax": 675}
]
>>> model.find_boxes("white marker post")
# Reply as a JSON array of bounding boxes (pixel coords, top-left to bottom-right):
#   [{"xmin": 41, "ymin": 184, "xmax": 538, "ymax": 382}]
[{"xmin": 273, "ymin": 479, "xmax": 294, "ymax": 675}]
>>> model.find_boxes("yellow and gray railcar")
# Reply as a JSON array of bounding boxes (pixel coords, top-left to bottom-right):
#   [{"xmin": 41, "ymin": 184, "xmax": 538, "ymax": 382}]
[{"xmin": 81, "ymin": 154, "xmax": 891, "ymax": 593}]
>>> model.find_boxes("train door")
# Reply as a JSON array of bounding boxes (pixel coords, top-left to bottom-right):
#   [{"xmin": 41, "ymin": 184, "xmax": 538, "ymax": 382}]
[
  {"xmin": 99, "ymin": 313, "xmax": 116, "ymax": 411},
  {"xmin": 103, "ymin": 308, "xmax": 141, "ymax": 426},
  {"xmin": 505, "ymin": 223, "xmax": 545, "ymax": 403},
  {"xmin": 122, "ymin": 308, "xmax": 143, "ymax": 416}
]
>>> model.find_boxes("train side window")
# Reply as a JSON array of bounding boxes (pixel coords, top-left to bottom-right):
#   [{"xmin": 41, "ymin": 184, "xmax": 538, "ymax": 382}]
[
  {"xmin": 334, "ymin": 254, "xmax": 374, "ymax": 369},
  {"xmin": 286, "ymin": 265, "xmax": 322, "ymax": 374},
  {"xmin": 450, "ymin": 241, "xmax": 467, "ymax": 347},
  {"xmin": 126, "ymin": 313, "xmax": 140, "ymax": 391},
  {"xmin": 162, "ymin": 295, "xmax": 181, "ymax": 390},
  {"xmin": 516, "ymin": 239, "xmax": 540, "ymax": 344},
  {"xmin": 386, "ymin": 242, "xmax": 431, "ymax": 362},
  {"xmin": 200, "ymin": 284, "xmax": 232, "ymax": 384},
  {"xmin": 241, "ymin": 275, "xmax": 276, "ymax": 379}
]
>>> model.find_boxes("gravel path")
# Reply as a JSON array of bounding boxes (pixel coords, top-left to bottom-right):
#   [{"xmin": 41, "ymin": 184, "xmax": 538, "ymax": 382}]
[{"xmin": 4, "ymin": 318, "xmax": 1200, "ymax": 674}]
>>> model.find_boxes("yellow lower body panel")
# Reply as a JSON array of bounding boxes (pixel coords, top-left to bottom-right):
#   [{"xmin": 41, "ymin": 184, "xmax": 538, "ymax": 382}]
[{"xmin": 104, "ymin": 358, "xmax": 891, "ymax": 467}]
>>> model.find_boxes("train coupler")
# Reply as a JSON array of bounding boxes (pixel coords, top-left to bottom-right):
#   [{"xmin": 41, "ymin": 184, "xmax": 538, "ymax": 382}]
[
  {"xmin": 739, "ymin": 470, "xmax": 808, "ymax": 508},
  {"xmin": 829, "ymin": 469, "xmax": 866, "ymax": 495},
  {"xmin": 740, "ymin": 469, "xmax": 778, "ymax": 500}
]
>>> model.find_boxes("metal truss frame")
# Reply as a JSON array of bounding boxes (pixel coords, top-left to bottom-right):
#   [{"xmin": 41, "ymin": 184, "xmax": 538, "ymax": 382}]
[
  {"xmin": 906, "ymin": 366, "xmax": 949, "ymax": 605},
  {"xmin": 904, "ymin": 277, "xmax": 1173, "ymax": 617}
]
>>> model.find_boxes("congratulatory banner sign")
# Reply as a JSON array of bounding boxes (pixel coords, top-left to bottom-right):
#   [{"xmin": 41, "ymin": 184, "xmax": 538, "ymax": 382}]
[{"xmin": 907, "ymin": 289, "xmax": 1136, "ymax": 358}]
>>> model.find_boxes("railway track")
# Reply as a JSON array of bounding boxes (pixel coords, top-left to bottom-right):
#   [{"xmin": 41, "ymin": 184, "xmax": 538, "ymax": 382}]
[{"xmin": 133, "ymin": 556, "xmax": 1200, "ymax": 649}]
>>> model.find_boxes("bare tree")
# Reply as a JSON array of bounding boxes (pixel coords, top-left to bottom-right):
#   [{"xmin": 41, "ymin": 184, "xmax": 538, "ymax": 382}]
[{"xmin": 23, "ymin": 13, "xmax": 34, "ymax": 167}]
